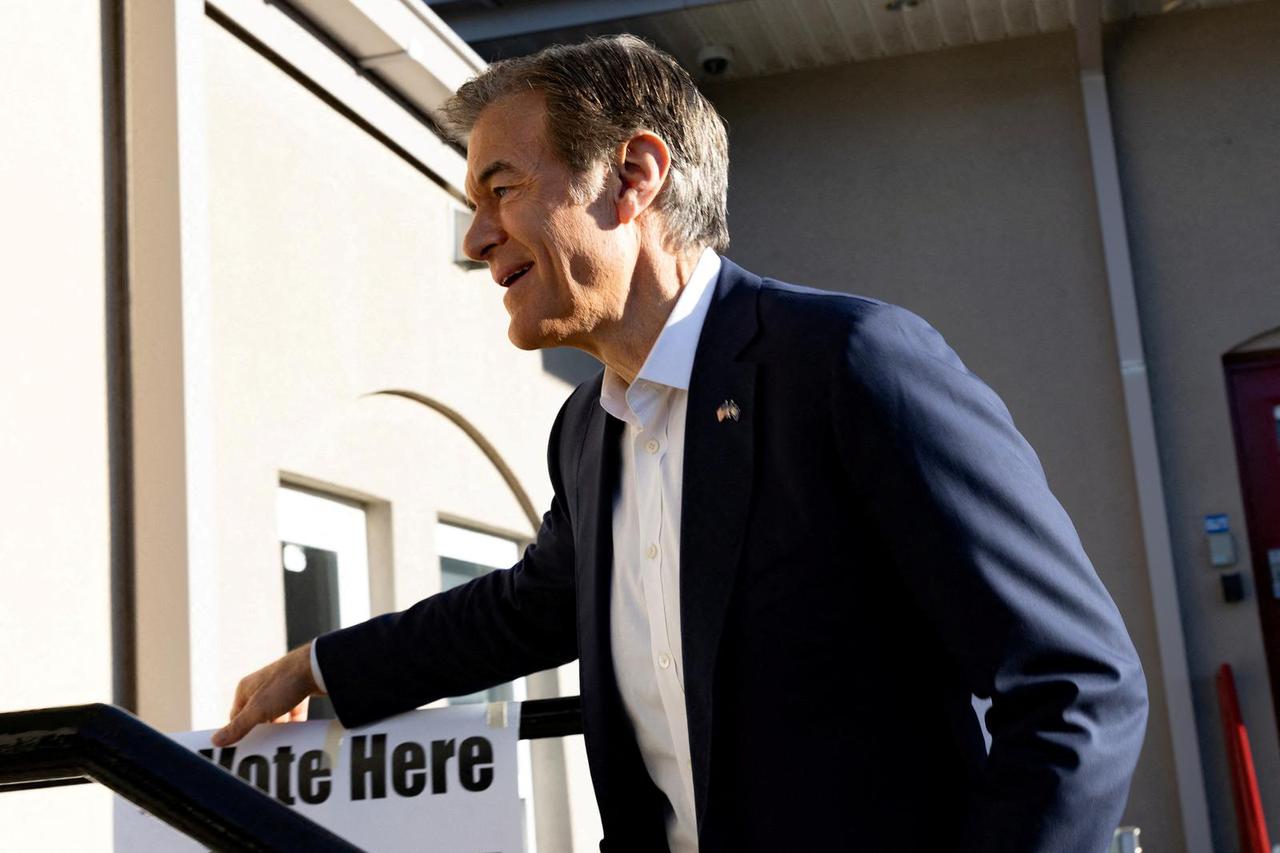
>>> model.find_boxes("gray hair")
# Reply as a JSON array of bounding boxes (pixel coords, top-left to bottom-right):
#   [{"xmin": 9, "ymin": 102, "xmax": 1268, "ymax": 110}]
[{"xmin": 442, "ymin": 35, "xmax": 730, "ymax": 254}]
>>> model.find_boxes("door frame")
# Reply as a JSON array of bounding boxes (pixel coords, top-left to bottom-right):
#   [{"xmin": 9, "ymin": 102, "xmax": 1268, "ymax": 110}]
[{"xmin": 1224, "ymin": 347, "xmax": 1280, "ymax": 739}]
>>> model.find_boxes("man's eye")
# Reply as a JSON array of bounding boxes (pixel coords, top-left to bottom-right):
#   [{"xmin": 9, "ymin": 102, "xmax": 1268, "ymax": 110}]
[{"xmin": 493, "ymin": 186, "xmax": 509, "ymax": 199}]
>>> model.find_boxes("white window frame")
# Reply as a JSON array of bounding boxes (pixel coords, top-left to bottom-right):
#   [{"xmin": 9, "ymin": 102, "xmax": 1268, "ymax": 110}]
[{"xmin": 277, "ymin": 485, "xmax": 372, "ymax": 629}]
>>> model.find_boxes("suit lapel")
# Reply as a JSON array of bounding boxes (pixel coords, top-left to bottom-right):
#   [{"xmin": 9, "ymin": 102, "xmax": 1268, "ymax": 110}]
[
  {"xmin": 576, "ymin": 259, "xmax": 762, "ymax": 834},
  {"xmin": 680, "ymin": 258, "xmax": 760, "ymax": 825},
  {"xmin": 577, "ymin": 397, "xmax": 669, "ymax": 833},
  {"xmin": 576, "ymin": 396, "xmax": 619, "ymax": 718}
]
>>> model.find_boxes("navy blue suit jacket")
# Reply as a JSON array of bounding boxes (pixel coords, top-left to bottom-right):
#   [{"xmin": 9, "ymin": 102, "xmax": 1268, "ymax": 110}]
[{"xmin": 317, "ymin": 258, "xmax": 1148, "ymax": 852}]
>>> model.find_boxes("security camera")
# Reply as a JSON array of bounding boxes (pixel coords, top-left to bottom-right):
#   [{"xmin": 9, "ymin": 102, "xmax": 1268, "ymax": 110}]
[{"xmin": 697, "ymin": 44, "xmax": 733, "ymax": 76}]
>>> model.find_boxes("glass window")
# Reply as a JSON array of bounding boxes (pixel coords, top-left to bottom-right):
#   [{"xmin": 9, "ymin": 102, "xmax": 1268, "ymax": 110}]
[{"xmin": 277, "ymin": 485, "xmax": 372, "ymax": 719}]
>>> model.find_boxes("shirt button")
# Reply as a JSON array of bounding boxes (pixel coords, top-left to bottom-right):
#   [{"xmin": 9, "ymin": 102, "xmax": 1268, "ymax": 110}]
[
  {"xmin": 645, "ymin": 439, "xmax": 660, "ymax": 454},
  {"xmin": 645, "ymin": 543, "xmax": 658, "ymax": 559},
  {"xmin": 658, "ymin": 653, "xmax": 672, "ymax": 669}
]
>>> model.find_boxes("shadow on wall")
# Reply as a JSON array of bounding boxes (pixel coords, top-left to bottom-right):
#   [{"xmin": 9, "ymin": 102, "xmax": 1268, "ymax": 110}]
[
  {"xmin": 1232, "ymin": 327, "xmax": 1280, "ymax": 355},
  {"xmin": 542, "ymin": 347, "xmax": 601, "ymax": 386}
]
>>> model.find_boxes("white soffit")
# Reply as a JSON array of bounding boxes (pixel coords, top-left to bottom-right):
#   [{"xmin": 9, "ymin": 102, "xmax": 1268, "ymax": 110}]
[
  {"xmin": 434, "ymin": 0, "xmax": 1263, "ymax": 82},
  {"xmin": 209, "ymin": 0, "xmax": 484, "ymax": 196}
]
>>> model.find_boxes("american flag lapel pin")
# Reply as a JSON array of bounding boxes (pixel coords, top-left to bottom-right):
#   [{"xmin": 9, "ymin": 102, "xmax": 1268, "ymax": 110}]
[{"xmin": 716, "ymin": 399, "xmax": 741, "ymax": 423}]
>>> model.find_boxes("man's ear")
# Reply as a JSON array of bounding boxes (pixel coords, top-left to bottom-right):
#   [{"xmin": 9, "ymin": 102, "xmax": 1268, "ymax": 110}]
[{"xmin": 615, "ymin": 131, "xmax": 672, "ymax": 227}]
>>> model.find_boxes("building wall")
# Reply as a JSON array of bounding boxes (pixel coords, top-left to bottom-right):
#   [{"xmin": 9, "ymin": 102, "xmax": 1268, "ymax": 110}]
[
  {"xmin": 200, "ymin": 17, "xmax": 601, "ymax": 850},
  {"xmin": 0, "ymin": 1, "xmax": 116, "ymax": 849},
  {"xmin": 8, "ymin": 3, "xmax": 1271, "ymax": 850},
  {"xmin": 709, "ymin": 32, "xmax": 1185, "ymax": 852},
  {"xmin": 1108, "ymin": 3, "xmax": 1280, "ymax": 849}
]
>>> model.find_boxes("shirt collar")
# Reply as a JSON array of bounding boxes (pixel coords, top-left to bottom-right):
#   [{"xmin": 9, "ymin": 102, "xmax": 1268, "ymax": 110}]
[{"xmin": 599, "ymin": 249, "xmax": 721, "ymax": 424}]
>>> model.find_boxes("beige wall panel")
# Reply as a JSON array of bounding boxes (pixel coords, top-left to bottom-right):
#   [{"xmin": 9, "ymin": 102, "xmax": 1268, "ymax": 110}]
[
  {"xmin": 1108, "ymin": 3, "xmax": 1280, "ymax": 849},
  {"xmin": 204, "ymin": 11, "xmax": 572, "ymax": 717},
  {"xmin": 709, "ymin": 32, "xmax": 1183, "ymax": 851},
  {"xmin": 204, "ymin": 17, "xmax": 601, "ymax": 850},
  {"xmin": 0, "ymin": 0, "xmax": 115, "ymax": 849}
]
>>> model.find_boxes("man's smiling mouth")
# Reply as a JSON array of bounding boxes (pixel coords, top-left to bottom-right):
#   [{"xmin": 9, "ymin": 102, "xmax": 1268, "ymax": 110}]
[{"xmin": 501, "ymin": 264, "xmax": 533, "ymax": 287}]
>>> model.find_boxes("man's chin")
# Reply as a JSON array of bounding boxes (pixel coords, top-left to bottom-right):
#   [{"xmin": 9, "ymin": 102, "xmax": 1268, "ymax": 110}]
[
  {"xmin": 507, "ymin": 323, "xmax": 552, "ymax": 351},
  {"xmin": 507, "ymin": 313, "xmax": 580, "ymax": 352}
]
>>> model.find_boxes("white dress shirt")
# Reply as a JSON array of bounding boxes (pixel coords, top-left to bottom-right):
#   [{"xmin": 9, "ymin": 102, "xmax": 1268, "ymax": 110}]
[
  {"xmin": 313, "ymin": 249, "xmax": 722, "ymax": 852},
  {"xmin": 598, "ymin": 248, "xmax": 721, "ymax": 853}
]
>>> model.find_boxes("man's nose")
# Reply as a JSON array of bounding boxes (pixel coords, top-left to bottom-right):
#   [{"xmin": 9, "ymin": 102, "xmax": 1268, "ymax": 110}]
[{"xmin": 462, "ymin": 208, "xmax": 503, "ymax": 262}]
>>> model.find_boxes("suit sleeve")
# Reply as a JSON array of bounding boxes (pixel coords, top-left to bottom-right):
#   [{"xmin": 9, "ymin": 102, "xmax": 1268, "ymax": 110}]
[
  {"xmin": 314, "ymin": 400, "xmax": 580, "ymax": 728},
  {"xmin": 830, "ymin": 303, "xmax": 1148, "ymax": 853}
]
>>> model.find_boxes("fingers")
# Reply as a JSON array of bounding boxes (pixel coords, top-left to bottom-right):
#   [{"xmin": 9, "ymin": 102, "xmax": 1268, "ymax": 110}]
[
  {"xmin": 215, "ymin": 687, "xmax": 286, "ymax": 746},
  {"xmin": 216, "ymin": 700, "xmax": 306, "ymax": 745},
  {"xmin": 271, "ymin": 698, "xmax": 308, "ymax": 725},
  {"xmin": 213, "ymin": 707, "xmax": 257, "ymax": 747},
  {"xmin": 227, "ymin": 678, "xmax": 251, "ymax": 723},
  {"xmin": 213, "ymin": 645, "xmax": 316, "ymax": 747},
  {"xmin": 213, "ymin": 669, "xmax": 276, "ymax": 746},
  {"xmin": 271, "ymin": 699, "xmax": 309, "ymax": 725},
  {"xmin": 215, "ymin": 680, "xmax": 254, "ymax": 745}
]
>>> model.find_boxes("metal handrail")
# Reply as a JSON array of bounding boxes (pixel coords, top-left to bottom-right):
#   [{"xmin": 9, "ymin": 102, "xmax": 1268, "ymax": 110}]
[
  {"xmin": 517, "ymin": 695, "xmax": 584, "ymax": 739},
  {"xmin": 0, "ymin": 698, "xmax": 583, "ymax": 851},
  {"xmin": 0, "ymin": 703, "xmax": 360, "ymax": 851}
]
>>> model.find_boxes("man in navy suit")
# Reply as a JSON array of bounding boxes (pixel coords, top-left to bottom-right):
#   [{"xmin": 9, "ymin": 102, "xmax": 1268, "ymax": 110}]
[{"xmin": 216, "ymin": 35, "xmax": 1147, "ymax": 852}]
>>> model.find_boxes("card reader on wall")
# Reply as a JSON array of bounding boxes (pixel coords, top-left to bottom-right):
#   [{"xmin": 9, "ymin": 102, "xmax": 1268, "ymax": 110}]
[
  {"xmin": 1204, "ymin": 514, "xmax": 1237, "ymax": 568},
  {"xmin": 1221, "ymin": 572, "xmax": 1245, "ymax": 603}
]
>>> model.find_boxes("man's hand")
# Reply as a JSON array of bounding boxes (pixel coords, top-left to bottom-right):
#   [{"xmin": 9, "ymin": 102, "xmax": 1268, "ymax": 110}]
[{"xmin": 212, "ymin": 643, "xmax": 320, "ymax": 746}]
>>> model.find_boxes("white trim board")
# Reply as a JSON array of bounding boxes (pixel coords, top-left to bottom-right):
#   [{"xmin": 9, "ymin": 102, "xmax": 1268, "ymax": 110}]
[{"xmin": 278, "ymin": 486, "xmax": 373, "ymax": 629}]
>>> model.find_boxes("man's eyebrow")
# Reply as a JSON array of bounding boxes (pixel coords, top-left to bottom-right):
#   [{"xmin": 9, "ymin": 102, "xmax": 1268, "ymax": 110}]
[
  {"xmin": 476, "ymin": 160, "xmax": 515, "ymax": 188},
  {"xmin": 464, "ymin": 160, "xmax": 516, "ymax": 211}
]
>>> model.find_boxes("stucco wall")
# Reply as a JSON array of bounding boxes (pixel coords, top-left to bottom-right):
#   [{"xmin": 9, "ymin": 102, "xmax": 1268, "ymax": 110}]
[
  {"xmin": 1108, "ymin": 3, "xmax": 1280, "ymax": 849},
  {"xmin": 0, "ymin": 1, "xmax": 116, "ymax": 849},
  {"xmin": 709, "ymin": 32, "xmax": 1185, "ymax": 851},
  {"xmin": 202, "ymin": 18, "xmax": 601, "ymax": 850}
]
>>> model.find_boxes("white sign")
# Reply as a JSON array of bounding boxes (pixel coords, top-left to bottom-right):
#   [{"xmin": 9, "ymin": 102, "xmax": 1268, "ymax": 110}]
[{"xmin": 115, "ymin": 703, "xmax": 524, "ymax": 852}]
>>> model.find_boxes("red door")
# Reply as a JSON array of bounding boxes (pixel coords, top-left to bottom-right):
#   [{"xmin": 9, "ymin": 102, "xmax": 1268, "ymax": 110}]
[{"xmin": 1226, "ymin": 350, "xmax": 1280, "ymax": 737}]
